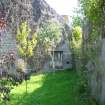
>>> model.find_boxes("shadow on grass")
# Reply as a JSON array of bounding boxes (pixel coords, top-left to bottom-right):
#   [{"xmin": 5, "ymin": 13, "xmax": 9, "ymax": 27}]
[{"xmin": 1, "ymin": 70, "xmax": 92, "ymax": 105}]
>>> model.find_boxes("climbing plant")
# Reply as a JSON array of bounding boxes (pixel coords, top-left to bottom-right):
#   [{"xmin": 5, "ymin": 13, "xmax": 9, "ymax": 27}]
[
  {"xmin": 78, "ymin": 1, "xmax": 105, "ymax": 102},
  {"xmin": 0, "ymin": 52, "xmax": 23, "ymax": 104},
  {"xmin": 79, "ymin": 0, "xmax": 105, "ymax": 40},
  {"xmin": 79, "ymin": 0, "xmax": 103, "ymax": 60}
]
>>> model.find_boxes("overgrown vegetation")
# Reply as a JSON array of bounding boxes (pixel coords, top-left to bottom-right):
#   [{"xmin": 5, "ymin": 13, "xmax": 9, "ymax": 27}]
[
  {"xmin": 0, "ymin": 70, "xmax": 95, "ymax": 105},
  {"xmin": 79, "ymin": 0, "xmax": 105, "ymax": 40},
  {"xmin": 37, "ymin": 21, "xmax": 62, "ymax": 52},
  {"xmin": 0, "ymin": 52, "xmax": 23, "ymax": 104},
  {"xmin": 1, "ymin": 0, "xmax": 104, "ymax": 104},
  {"xmin": 70, "ymin": 12, "xmax": 91, "ymax": 105},
  {"xmin": 70, "ymin": 15, "xmax": 83, "ymax": 70},
  {"xmin": 78, "ymin": 0, "xmax": 105, "ymax": 104},
  {"xmin": 30, "ymin": 20, "xmax": 62, "ymax": 70}
]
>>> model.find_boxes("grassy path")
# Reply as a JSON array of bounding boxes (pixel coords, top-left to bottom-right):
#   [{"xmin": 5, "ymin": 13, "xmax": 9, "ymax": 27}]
[{"xmin": 0, "ymin": 70, "xmax": 94, "ymax": 105}]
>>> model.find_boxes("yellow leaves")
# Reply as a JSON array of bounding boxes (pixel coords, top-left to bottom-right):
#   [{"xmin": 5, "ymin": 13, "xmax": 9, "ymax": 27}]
[
  {"xmin": 18, "ymin": 46, "xmax": 25, "ymax": 56},
  {"xmin": 16, "ymin": 21, "xmax": 37, "ymax": 57},
  {"xmin": 72, "ymin": 26, "xmax": 82, "ymax": 41},
  {"xmin": 71, "ymin": 26, "xmax": 82, "ymax": 56},
  {"xmin": 27, "ymin": 47, "xmax": 33, "ymax": 57},
  {"xmin": 31, "ymin": 34, "xmax": 37, "ymax": 49},
  {"xmin": 71, "ymin": 39, "xmax": 82, "ymax": 50}
]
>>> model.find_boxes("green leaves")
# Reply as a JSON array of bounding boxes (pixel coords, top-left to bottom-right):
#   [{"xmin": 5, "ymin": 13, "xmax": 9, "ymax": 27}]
[
  {"xmin": 37, "ymin": 21, "xmax": 62, "ymax": 51},
  {"xmin": 72, "ymin": 16, "xmax": 82, "ymax": 27},
  {"xmin": 16, "ymin": 21, "xmax": 37, "ymax": 57},
  {"xmin": 80, "ymin": 0, "xmax": 102, "ymax": 25},
  {"xmin": 16, "ymin": 21, "xmax": 31, "ymax": 41},
  {"xmin": 79, "ymin": 0, "xmax": 105, "ymax": 41},
  {"xmin": 72, "ymin": 26, "xmax": 82, "ymax": 41}
]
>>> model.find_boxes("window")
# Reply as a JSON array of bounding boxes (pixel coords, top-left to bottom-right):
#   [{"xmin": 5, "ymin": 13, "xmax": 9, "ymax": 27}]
[{"xmin": 66, "ymin": 61, "xmax": 70, "ymax": 64}]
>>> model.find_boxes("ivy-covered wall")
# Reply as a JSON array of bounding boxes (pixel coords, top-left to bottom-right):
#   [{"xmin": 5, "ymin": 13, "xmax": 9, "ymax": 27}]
[{"xmin": 83, "ymin": 20, "xmax": 105, "ymax": 105}]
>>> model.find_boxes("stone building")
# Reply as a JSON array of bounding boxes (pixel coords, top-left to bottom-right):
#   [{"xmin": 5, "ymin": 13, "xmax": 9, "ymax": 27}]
[
  {"xmin": 43, "ymin": 20, "xmax": 72, "ymax": 71},
  {"xmin": 43, "ymin": 40, "xmax": 72, "ymax": 71},
  {"xmin": 0, "ymin": 0, "xmax": 72, "ymax": 72}
]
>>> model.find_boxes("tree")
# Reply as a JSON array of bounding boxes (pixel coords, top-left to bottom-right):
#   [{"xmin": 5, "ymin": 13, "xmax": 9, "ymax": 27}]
[
  {"xmin": 72, "ymin": 16, "xmax": 82, "ymax": 27},
  {"xmin": 70, "ymin": 26, "xmax": 82, "ymax": 69},
  {"xmin": 37, "ymin": 21, "xmax": 62, "ymax": 69},
  {"xmin": 79, "ymin": 0, "xmax": 104, "ymax": 98},
  {"xmin": 16, "ymin": 21, "xmax": 37, "ymax": 58},
  {"xmin": 72, "ymin": 26, "xmax": 82, "ymax": 41},
  {"xmin": 38, "ymin": 21, "xmax": 62, "ymax": 51},
  {"xmin": 70, "ymin": 12, "xmax": 83, "ymax": 70},
  {"xmin": 16, "ymin": 21, "xmax": 37, "ymax": 93}
]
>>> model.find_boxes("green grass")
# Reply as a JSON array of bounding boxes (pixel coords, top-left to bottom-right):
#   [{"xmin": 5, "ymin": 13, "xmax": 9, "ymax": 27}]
[{"xmin": 0, "ymin": 70, "xmax": 94, "ymax": 105}]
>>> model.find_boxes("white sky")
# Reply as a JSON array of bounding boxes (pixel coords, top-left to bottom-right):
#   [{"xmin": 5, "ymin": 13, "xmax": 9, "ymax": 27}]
[{"xmin": 45, "ymin": 0, "xmax": 79, "ymax": 15}]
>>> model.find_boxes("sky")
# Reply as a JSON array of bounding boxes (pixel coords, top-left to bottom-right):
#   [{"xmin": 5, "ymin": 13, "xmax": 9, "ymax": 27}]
[{"xmin": 45, "ymin": 0, "xmax": 79, "ymax": 16}]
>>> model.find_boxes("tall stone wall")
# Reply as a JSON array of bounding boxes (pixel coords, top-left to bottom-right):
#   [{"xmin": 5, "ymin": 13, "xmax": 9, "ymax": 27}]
[
  {"xmin": 83, "ymin": 21, "xmax": 105, "ymax": 105},
  {"xmin": 0, "ymin": 0, "xmax": 70, "ymax": 72},
  {"xmin": 0, "ymin": 29, "xmax": 17, "ymax": 54}
]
